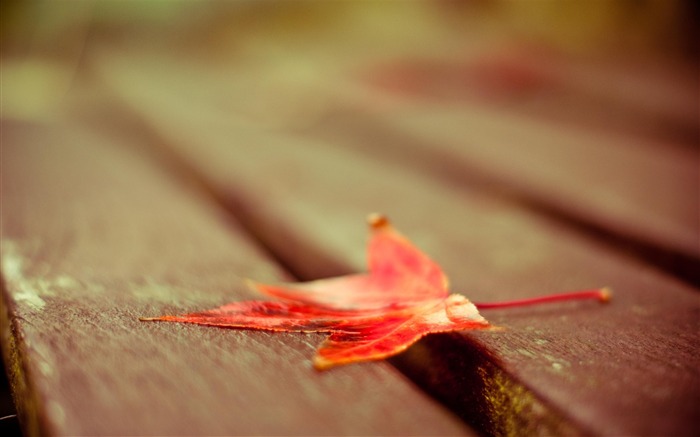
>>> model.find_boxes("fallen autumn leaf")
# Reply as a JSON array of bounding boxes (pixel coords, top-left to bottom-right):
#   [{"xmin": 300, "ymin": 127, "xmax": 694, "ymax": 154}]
[{"xmin": 141, "ymin": 214, "xmax": 609, "ymax": 369}]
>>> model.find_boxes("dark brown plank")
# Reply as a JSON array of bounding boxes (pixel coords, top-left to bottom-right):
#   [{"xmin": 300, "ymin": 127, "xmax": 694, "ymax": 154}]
[
  {"xmin": 0, "ymin": 119, "xmax": 473, "ymax": 436},
  {"xmin": 92, "ymin": 38, "xmax": 700, "ymax": 286},
  {"xmin": 312, "ymin": 96, "xmax": 700, "ymax": 286},
  {"xmin": 101, "ymin": 65, "xmax": 700, "ymax": 436}
]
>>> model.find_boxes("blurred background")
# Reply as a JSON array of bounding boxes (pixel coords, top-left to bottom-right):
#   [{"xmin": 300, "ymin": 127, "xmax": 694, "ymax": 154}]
[
  {"xmin": 1, "ymin": 0, "xmax": 698, "ymax": 134},
  {"xmin": 1, "ymin": 1, "xmax": 698, "ymax": 435}
]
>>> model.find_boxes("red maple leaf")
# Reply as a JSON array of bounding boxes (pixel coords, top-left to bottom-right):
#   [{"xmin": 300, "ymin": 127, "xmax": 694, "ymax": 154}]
[{"xmin": 142, "ymin": 214, "xmax": 609, "ymax": 369}]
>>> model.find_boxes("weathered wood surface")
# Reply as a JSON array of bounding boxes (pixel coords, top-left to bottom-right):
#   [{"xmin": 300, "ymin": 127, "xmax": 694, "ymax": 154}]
[
  {"xmin": 0, "ymin": 119, "xmax": 473, "ymax": 436},
  {"xmin": 3, "ymin": 3, "xmax": 699, "ymax": 436},
  {"xmin": 360, "ymin": 48, "xmax": 699, "ymax": 146},
  {"xmin": 314, "ymin": 83, "xmax": 700, "ymax": 286},
  {"xmin": 99, "ymin": 56, "xmax": 700, "ymax": 436},
  {"xmin": 92, "ymin": 45, "xmax": 700, "ymax": 285}
]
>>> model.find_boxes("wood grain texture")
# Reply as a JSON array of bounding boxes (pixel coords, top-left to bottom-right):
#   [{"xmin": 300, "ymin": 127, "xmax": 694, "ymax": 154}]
[
  {"xmin": 311, "ymin": 101, "xmax": 700, "ymax": 286},
  {"xmin": 100, "ymin": 66, "xmax": 700, "ymax": 436},
  {"xmin": 92, "ymin": 43, "xmax": 699, "ymax": 286},
  {"xmin": 0, "ymin": 119, "xmax": 473, "ymax": 436}
]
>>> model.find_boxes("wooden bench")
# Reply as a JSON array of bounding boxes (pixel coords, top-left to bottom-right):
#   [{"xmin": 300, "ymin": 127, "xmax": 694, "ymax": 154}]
[
  {"xmin": 2, "ymin": 4, "xmax": 699, "ymax": 436},
  {"xmin": 1, "ymin": 119, "xmax": 471, "ymax": 436}
]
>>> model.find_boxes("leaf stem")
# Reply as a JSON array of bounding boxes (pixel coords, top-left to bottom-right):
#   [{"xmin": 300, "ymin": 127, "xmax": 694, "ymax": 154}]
[{"xmin": 474, "ymin": 287, "xmax": 611, "ymax": 309}]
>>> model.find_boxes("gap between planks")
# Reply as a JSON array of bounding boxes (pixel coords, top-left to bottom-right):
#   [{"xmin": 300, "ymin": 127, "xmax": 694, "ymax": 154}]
[{"xmin": 81, "ymin": 104, "xmax": 598, "ymax": 437}]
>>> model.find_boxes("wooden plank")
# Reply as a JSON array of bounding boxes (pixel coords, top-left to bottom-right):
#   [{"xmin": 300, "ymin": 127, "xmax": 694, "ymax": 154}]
[
  {"xmin": 100, "ymin": 62, "xmax": 700, "ymax": 436},
  {"xmin": 91, "ymin": 39, "xmax": 699, "ymax": 285},
  {"xmin": 314, "ymin": 46, "xmax": 700, "ymax": 284},
  {"xmin": 361, "ymin": 47, "xmax": 699, "ymax": 147},
  {"xmin": 313, "ymin": 100, "xmax": 700, "ymax": 286},
  {"xmin": 0, "ymin": 119, "xmax": 473, "ymax": 436}
]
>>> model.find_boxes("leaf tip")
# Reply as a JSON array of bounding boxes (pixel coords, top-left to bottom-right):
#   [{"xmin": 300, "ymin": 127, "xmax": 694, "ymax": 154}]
[
  {"xmin": 312, "ymin": 356, "xmax": 334, "ymax": 371},
  {"xmin": 367, "ymin": 213, "xmax": 390, "ymax": 230}
]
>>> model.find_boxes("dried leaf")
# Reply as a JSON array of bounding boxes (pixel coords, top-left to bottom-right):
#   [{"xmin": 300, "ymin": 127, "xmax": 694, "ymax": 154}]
[{"xmin": 142, "ymin": 214, "xmax": 608, "ymax": 369}]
